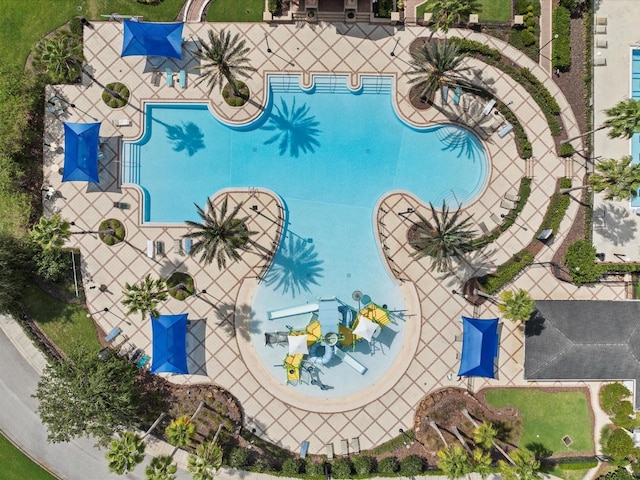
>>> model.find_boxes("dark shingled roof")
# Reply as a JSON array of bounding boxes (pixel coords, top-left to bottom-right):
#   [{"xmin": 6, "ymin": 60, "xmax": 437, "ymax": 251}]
[{"xmin": 525, "ymin": 300, "xmax": 640, "ymax": 408}]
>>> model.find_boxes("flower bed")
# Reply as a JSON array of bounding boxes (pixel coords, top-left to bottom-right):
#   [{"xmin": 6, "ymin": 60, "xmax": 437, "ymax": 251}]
[{"xmin": 102, "ymin": 82, "xmax": 130, "ymax": 109}]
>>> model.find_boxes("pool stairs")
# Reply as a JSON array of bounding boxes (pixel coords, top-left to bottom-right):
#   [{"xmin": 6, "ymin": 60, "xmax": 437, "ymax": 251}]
[
  {"xmin": 269, "ymin": 75, "xmax": 392, "ymax": 95},
  {"xmin": 121, "ymin": 143, "xmax": 141, "ymax": 184}
]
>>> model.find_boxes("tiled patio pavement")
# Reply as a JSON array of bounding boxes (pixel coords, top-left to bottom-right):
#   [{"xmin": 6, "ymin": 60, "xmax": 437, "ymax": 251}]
[{"xmin": 43, "ymin": 21, "xmax": 625, "ymax": 456}]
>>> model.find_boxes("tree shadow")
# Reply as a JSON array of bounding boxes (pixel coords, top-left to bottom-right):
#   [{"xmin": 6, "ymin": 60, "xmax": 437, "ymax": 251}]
[
  {"xmin": 593, "ymin": 202, "xmax": 637, "ymax": 246},
  {"xmin": 436, "ymin": 124, "xmax": 486, "ymax": 162},
  {"xmin": 165, "ymin": 122, "xmax": 205, "ymax": 156},
  {"xmin": 262, "ymin": 98, "xmax": 321, "ymax": 157},
  {"xmin": 260, "ymin": 232, "xmax": 324, "ymax": 298},
  {"xmin": 524, "ymin": 311, "xmax": 545, "ymax": 337},
  {"xmin": 212, "ymin": 302, "xmax": 261, "ymax": 342}
]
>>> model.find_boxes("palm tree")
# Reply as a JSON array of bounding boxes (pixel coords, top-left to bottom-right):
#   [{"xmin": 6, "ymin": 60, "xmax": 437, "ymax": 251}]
[
  {"xmin": 428, "ymin": 0, "xmax": 481, "ymax": 34},
  {"xmin": 165, "ymin": 415, "xmax": 196, "ymax": 449},
  {"xmin": 406, "ymin": 40, "xmax": 477, "ymax": 103},
  {"xmin": 121, "ymin": 274, "xmax": 168, "ymax": 320},
  {"xmin": 437, "ymin": 444, "xmax": 470, "ymax": 480},
  {"xmin": 188, "ymin": 441, "xmax": 223, "ymax": 480},
  {"xmin": 473, "ymin": 421, "xmax": 498, "ymax": 451},
  {"xmin": 409, "ymin": 201, "xmax": 476, "ymax": 272},
  {"xmin": 470, "ymin": 448, "xmax": 492, "ymax": 479},
  {"xmin": 145, "ymin": 455, "xmax": 177, "ymax": 480},
  {"xmin": 30, "ymin": 215, "xmax": 71, "ymax": 250},
  {"xmin": 590, "ymin": 156, "xmax": 640, "ymax": 201},
  {"xmin": 184, "ymin": 196, "xmax": 256, "ymax": 269},
  {"xmin": 105, "ymin": 432, "xmax": 146, "ymax": 475},
  {"xmin": 563, "ymin": 98, "xmax": 640, "ymax": 145},
  {"xmin": 498, "ymin": 289, "xmax": 536, "ymax": 323},
  {"xmin": 32, "ymin": 30, "xmax": 84, "ymax": 83},
  {"xmin": 194, "ymin": 29, "xmax": 255, "ymax": 98},
  {"xmin": 499, "ymin": 449, "xmax": 541, "ymax": 480}
]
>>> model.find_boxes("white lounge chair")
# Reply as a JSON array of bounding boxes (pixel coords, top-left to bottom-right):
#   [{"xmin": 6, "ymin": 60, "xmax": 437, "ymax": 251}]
[
  {"xmin": 482, "ymin": 99, "xmax": 496, "ymax": 116},
  {"xmin": 112, "ymin": 119, "xmax": 131, "ymax": 127},
  {"xmin": 505, "ymin": 192, "xmax": 520, "ymax": 203},
  {"xmin": 146, "ymin": 240, "xmax": 154, "ymax": 259},
  {"xmin": 498, "ymin": 123, "xmax": 513, "ymax": 138}
]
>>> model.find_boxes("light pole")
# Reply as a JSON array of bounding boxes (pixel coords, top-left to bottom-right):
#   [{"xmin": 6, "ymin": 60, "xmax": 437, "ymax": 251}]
[
  {"xmin": 399, "ymin": 428, "xmax": 411, "ymax": 449},
  {"xmin": 452, "ymin": 289, "xmax": 467, "ymax": 299},
  {"xmin": 390, "ymin": 37, "xmax": 400, "ymax": 56},
  {"xmin": 87, "ymin": 307, "xmax": 108, "ymax": 317},
  {"xmin": 539, "ymin": 33, "xmax": 559, "ymax": 52}
]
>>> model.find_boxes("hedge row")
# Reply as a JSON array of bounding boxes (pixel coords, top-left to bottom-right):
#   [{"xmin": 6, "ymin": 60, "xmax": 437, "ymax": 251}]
[
  {"xmin": 482, "ymin": 249, "xmax": 535, "ymax": 294},
  {"xmin": 557, "ymin": 460, "xmax": 598, "ymax": 470},
  {"xmin": 552, "ymin": 7, "xmax": 572, "ymax": 71},
  {"xmin": 536, "ymin": 178, "xmax": 571, "ymax": 237},
  {"xmin": 498, "ymin": 103, "xmax": 532, "ymax": 158},
  {"xmin": 449, "ymin": 38, "xmax": 563, "ymax": 137}
]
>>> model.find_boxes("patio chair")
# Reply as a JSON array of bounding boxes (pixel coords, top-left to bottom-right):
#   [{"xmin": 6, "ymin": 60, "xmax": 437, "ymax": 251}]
[
  {"xmin": 155, "ymin": 240, "xmax": 165, "ymax": 256},
  {"xmin": 179, "ymin": 70, "xmax": 186, "ymax": 88},
  {"xmin": 490, "ymin": 213, "xmax": 502, "ymax": 224},
  {"xmin": 498, "ymin": 123, "xmax": 513, "ymax": 138},
  {"xmin": 151, "ymin": 69, "xmax": 161, "ymax": 87},
  {"xmin": 500, "ymin": 199, "xmax": 516, "ymax": 210},
  {"xmin": 146, "ymin": 240, "xmax": 154, "ymax": 259},
  {"xmin": 184, "ymin": 238, "xmax": 192, "ymax": 255},
  {"xmin": 137, "ymin": 354, "xmax": 150, "ymax": 369},
  {"xmin": 113, "ymin": 201, "xmax": 130, "ymax": 209},
  {"xmin": 166, "ymin": 68, "xmax": 174, "ymax": 87}
]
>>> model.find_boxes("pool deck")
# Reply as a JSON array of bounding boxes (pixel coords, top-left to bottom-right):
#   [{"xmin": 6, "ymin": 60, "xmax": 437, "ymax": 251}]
[{"xmin": 44, "ymin": 21, "xmax": 625, "ymax": 457}]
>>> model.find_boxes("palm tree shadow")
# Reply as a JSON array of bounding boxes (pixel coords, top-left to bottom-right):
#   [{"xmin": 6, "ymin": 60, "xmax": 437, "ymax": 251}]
[
  {"xmin": 165, "ymin": 122, "xmax": 205, "ymax": 156},
  {"xmin": 593, "ymin": 202, "xmax": 637, "ymax": 246},
  {"xmin": 213, "ymin": 302, "xmax": 260, "ymax": 342},
  {"xmin": 261, "ymin": 233, "xmax": 324, "ymax": 298},
  {"xmin": 436, "ymin": 124, "xmax": 486, "ymax": 162},
  {"xmin": 261, "ymin": 97, "xmax": 321, "ymax": 157}
]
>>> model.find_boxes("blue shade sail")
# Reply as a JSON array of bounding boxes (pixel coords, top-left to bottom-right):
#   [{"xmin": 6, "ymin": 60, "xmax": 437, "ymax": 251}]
[
  {"xmin": 458, "ymin": 317, "xmax": 499, "ymax": 378},
  {"xmin": 121, "ymin": 21, "xmax": 184, "ymax": 59},
  {"xmin": 62, "ymin": 122, "xmax": 101, "ymax": 183},
  {"xmin": 151, "ymin": 313, "xmax": 189, "ymax": 374}
]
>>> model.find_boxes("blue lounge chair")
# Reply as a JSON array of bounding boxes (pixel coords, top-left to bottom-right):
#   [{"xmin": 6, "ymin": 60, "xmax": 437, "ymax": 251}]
[
  {"xmin": 166, "ymin": 68, "xmax": 174, "ymax": 87},
  {"xmin": 453, "ymin": 87, "xmax": 462, "ymax": 105},
  {"xmin": 105, "ymin": 326, "xmax": 122, "ymax": 343},
  {"xmin": 441, "ymin": 85, "xmax": 449, "ymax": 105},
  {"xmin": 179, "ymin": 70, "xmax": 186, "ymax": 88},
  {"xmin": 184, "ymin": 238, "xmax": 192, "ymax": 254}
]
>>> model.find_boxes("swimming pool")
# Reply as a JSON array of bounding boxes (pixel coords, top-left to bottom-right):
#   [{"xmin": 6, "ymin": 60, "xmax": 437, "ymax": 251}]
[
  {"xmin": 122, "ymin": 74, "xmax": 489, "ymax": 396},
  {"xmin": 632, "ymin": 48, "xmax": 640, "ymax": 207}
]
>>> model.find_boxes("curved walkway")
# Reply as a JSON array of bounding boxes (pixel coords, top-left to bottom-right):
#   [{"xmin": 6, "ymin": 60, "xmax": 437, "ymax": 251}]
[{"xmin": 43, "ymin": 21, "xmax": 619, "ymax": 459}]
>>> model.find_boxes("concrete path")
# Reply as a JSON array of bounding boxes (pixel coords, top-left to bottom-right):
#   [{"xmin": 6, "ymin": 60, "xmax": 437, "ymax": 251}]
[{"xmin": 538, "ymin": 0, "xmax": 553, "ymax": 75}]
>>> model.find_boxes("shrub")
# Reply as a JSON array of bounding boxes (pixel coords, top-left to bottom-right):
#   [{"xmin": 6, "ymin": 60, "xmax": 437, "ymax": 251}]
[
  {"xmin": 552, "ymin": 7, "xmax": 572, "ymax": 71},
  {"xmin": 520, "ymin": 29, "xmax": 536, "ymax": 46},
  {"xmin": 252, "ymin": 457, "xmax": 273, "ymax": 472},
  {"xmin": 515, "ymin": 0, "xmax": 541, "ymax": 15},
  {"xmin": 305, "ymin": 460, "xmax": 326, "ymax": 476},
  {"xmin": 378, "ymin": 456, "xmax": 400, "ymax": 474},
  {"xmin": 605, "ymin": 429, "xmax": 635, "ymax": 461},
  {"xmin": 612, "ymin": 401, "xmax": 636, "ymax": 429},
  {"xmin": 281, "ymin": 458, "xmax": 303, "ymax": 476},
  {"xmin": 556, "ymin": 458, "xmax": 598, "ymax": 470},
  {"xmin": 227, "ymin": 447, "xmax": 249, "ymax": 469},
  {"xmin": 102, "ymin": 82, "xmax": 130, "ymax": 108},
  {"xmin": 559, "ymin": 143, "xmax": 575, "ymax": 157},
  {"xmin": 400, "ymin": 455, "xmax": 424, "ymax": 476},
  {"xmin": 268, "ymin": 0, "xmax": 279, "ymax": 14},
  {"xmin": 523, "ymin": 11, "xmax": 536, "ymax": 30},
  {"xmin": 331, "ymin": 458, "xmax": 352, "ymax": 478},
  {"xmin": 34, "ymin": 247, "xmax": 73, "ymax": 282},
  {"xmin": 537, "ymin": 190, "xmax": 571, "ymax": 236},
  {"xmin": 601, "ymin": 383, "xmax": 632, "ymax": 414},
  {"xmin": 69, "ymin": 17, "xmax": 84, "ymax": 36},
  {"xmin": 376, "ymin": 0, "xmax": 393, "ymax": 17},
  {"xmin": 353, "ymin": 456, "xmax": 375, "ymax": 475},
  {"xmin": 99, "ymin": 219, "xmax": 126, "ymax": 246},
  {"xmin": 565, "ymin": 240, "xmax": 600, "ymax": 284}
]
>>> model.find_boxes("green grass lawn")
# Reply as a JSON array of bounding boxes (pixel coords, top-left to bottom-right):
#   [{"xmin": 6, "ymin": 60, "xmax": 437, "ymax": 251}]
[
  {"xmin": 416, "ymin": 0, "xmax": 511, "ymax": 23},
  {"xmin": 206, "ymin": 0, "xmax": 264, "ymax": 22},
  {"xmin": 0, "ymin": 432, "xmax": 58, "ymax": 480},
  {"xmin": 485, "ymin": 389, "xmax": 594, "ymax": 455},
  {"xmin": 1, "ymin": 0, "xmax": 183, "ymax": 67},
  {"xmin": 23, "ymin": 283, "xmax": 101, "ymax": 355}
]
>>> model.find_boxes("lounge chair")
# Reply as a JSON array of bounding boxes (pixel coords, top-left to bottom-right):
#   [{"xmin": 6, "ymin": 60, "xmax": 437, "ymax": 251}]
[
  {"xmin": 490, "ymin": 213, "xmax": 502, "ymax": 224},
  {"xmin": 300, "ymin": 441, "xmax": 309, "ymax": 459},
  {"xmin": 179, "ymin": 70, "xmax": 186, "ymax": 88},
  {"xmin": 184, "ymin": 238, "xmax": 192, "ymax": 255},
  {"xmin": 326, "ymin": 443, "xmax": 334, "ymax": 460},
  {"xmin": 482, "ymin": 99, "xmax": 496, "ymax": 116},
  {"xmin": 596, "ymin": 38, "xmax": 608, "ymax": 48},
  {"xmin": 166, "ymin": 68, "xmax": 174, "ymax": 87},
  {"xmin": 351, "ymin": 437, "xmax": 360, "ymax": 455},
  {"xmin": 498, "ymin": 123, "xmax": 513, "ymax": 138},
  {"xmin": 113, "ymin": 201, "xmax": 130, "ymax": 209},
  {"xmin": 504, "ymin": 192, "xmax": 520, "ymax": 203},
  {"xmin": 595, "ymin": 24, "xmax": 606, "ymax": 34},
  {"xmin": 341, "ymin": 439, "xmax": 349, "ymax": 456},
  {"xmin": 105, "ymin": 326, "xmax": 122, "ymax": 343},
  {"xmin": 151, "ymin": 69, "xmax": 161, "ymax": 87},
  {"xmin": 173, "ymin": 239, "xmax": 183, "ymax": 255},
  {"xmin": 441, "ymin": 85, "xmax": 449, "ymax": 105},
  {"xmin": 137, "ymin": 354, "xmax": 150, "ymax": 369},
  {"xmin": 594, "ymin": 56, "xmax": 607, "ymax": 66},
  {"xmin": 500, "ymin": 199, "xmax": 516, "ymax": 210},
  {"xmin": 146, "ymin": 240, "xmax": 154, "ymax": 259},
  {"xmin": 453, "ymin": 87, "xmax": 462, "ymax": 105},
  {"xmin": 155, "ymin": 240, "xmax": 165, "ymax": 256},
  {"xmin": 112, "ymin": 119, "xmax": 131, "ymax": 127}
]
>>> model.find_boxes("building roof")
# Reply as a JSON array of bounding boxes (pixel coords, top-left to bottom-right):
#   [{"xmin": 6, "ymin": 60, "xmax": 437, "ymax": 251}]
[{"xmin": 525, "ymin": 300, "xmax": 640, "ymax": 407}]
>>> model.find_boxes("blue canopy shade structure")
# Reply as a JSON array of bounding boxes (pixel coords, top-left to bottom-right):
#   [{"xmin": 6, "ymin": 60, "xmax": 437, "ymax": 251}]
[
  {"xmin": 151, "ymin": 313, "xmax": 189, "ymax": 374},
  {"xmin": 121, "ymin": 21, "xmax": 184, "ymax": 59},
  {"xmin": 458, "ymin": 317, "xmax": 499, "ymax": 378},
  {"xmin": 62, "ymin": 122, "xmax": 101, "ymax": 183}
]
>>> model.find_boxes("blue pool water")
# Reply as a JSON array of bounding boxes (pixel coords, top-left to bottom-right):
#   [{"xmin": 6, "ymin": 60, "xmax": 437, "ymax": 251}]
[
  {"xmin": 632, "ymin": 49, "xmax": 640, "ymax": 207},
  {"xmin": 122, "ymin": 75, "xmax": 489, "ymax": 396}
]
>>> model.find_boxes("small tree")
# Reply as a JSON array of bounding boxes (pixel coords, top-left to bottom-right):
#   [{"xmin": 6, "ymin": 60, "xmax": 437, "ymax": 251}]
[
  {"xmin": 105, "ymin": 432, "xmax": 146, "ymax": 475},
  {"xmin": 499, "ymin": 448, "xmax": 540, "ymax": 480},
  {"xmin": 122, "ymin": 274, "xmax": 168, "ymax": 320},
  {"xmin": 437, "ymin": 445, "xmax": 469, "ymax": 480},
  {"xmin": 145, "ymin": 455, "xmax": 177, "ymax": 480},
  {"xmin": 165, "ymin": 415, "xmax": 196, "ymax": 449},
  {"xmin": 601, "ymin": 382, "xmax": 632, "ymax": 414},
  {"xmin": 32, "ymin": 30, "xmax": 84, "ymax": 83},
  {"xmin": 605, "ymin": 429, "xmax": 635, "ymax": 461},
  {"xmin": 498, "ymin": 289, "xmax": 536, "ymax": 323},
  {"xmin": 34, "ymin": 346, "xmax": 140, "ymax": 445},
  {"xmin": 473, "ymin": 421, "xmax": 498, "ymax": 451},
  {"xmin": 30, "ymin": 214, "xmax": 71, "ymax": 251},
  {"xmin": 589, "ymin": 156, "xmax": 640, "ymax": 201},
  {"xmin": 188, "ymin": 441, "xmax": 223, "ymax": 480},
  {"xmin": 471, "ymin": 448, "xmax": 492, "ymax": 479}
]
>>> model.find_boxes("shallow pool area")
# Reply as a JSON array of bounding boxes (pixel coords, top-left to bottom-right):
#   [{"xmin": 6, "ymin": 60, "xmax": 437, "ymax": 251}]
[
  {"xmin": 632, "ymin": 48, "xmax": 640, "ymax": 208},
  {"xmin": 122, "ymin": 75, "xmax": 489, "ymax": 397}
]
